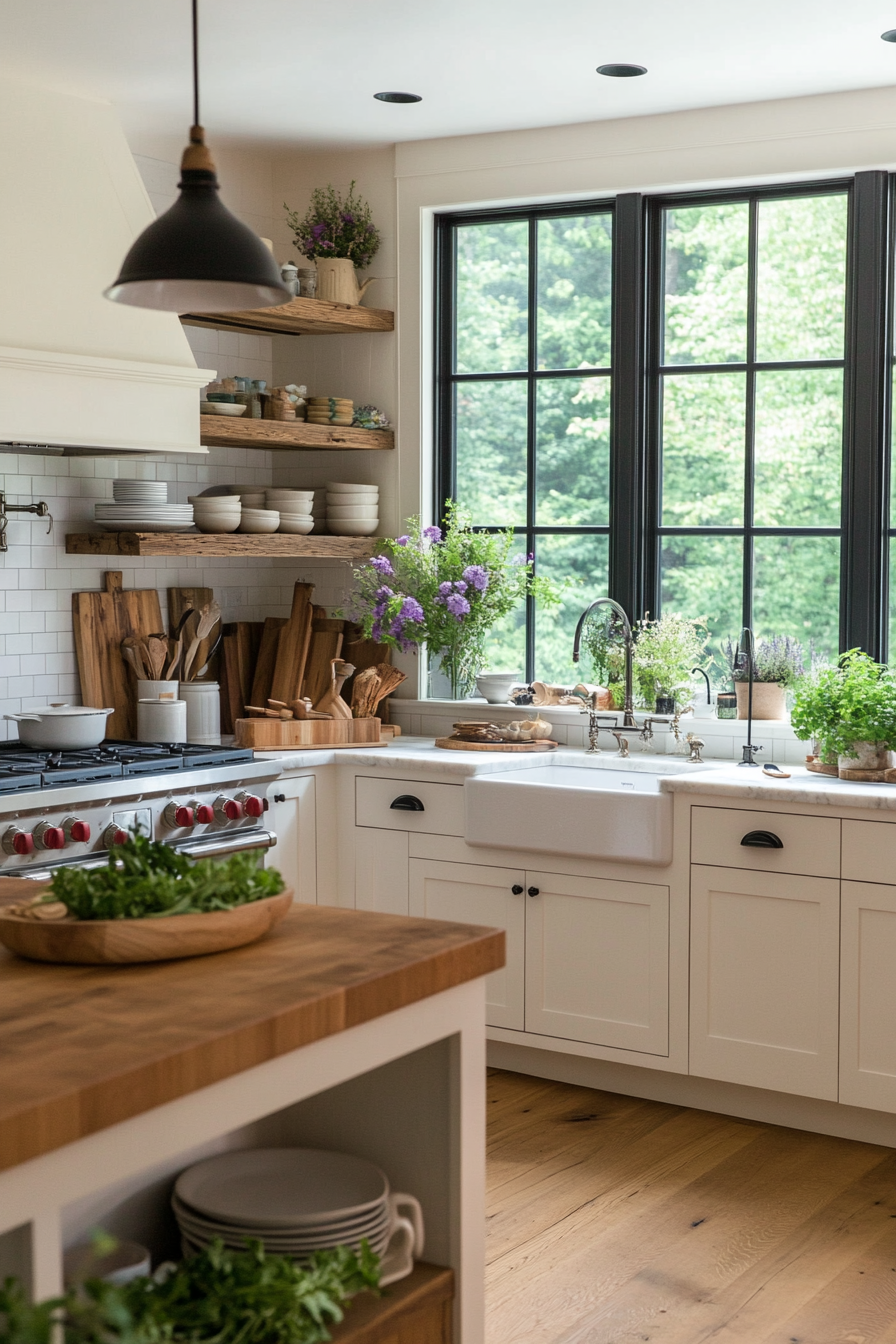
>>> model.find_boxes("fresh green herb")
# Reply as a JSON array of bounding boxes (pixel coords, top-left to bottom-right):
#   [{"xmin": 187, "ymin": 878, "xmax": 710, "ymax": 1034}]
[
  {"xmin": 632, "ymin": 614, "xmax": 708, "ymax": 705},
  {"xmin": 791, "ymin": 648, "xmax": 896, "ymax": 760},
  {"xmin": 48, "ymin": 833, "xmax": 284, "ymax": 921},
  {"xmin": 1, "ymin": 1239, "xmax": 380, "ymax": 1344}
]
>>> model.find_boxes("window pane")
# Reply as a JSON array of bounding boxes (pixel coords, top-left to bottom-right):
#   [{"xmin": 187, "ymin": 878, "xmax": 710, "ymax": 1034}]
[
  {"xmin": 890, "ymin": 538, "xmax": 896, "ymax": 657},
  {"xmin": 455, "ymin": 380, "xmax": 527, "ymax": 526},
  {"xmin": 455, "ymin": 221, "xmax": 529, "ymax": 374},
  {"xmin": 478, "ymin": 598, "xmax": 527, "ymax": 681},
  {"xmin": 536, "ymin": 377, "xmax": 610, "ymax": 525},
  {"xmin": 660, "ymin": 534, "xmax": 744, "ymax": 676},
  {"xmin": 537, "ymin": 214, "xmax": 612, "ymax": 370},
  {"xmin": 661, "ymin": 373, "xmax": 746, "ymax": 526},
  {"xmin": 753, "ymin": 535, "xmax": 840, "ymax": 661},
  {"xmin": 663, "ymin": 203, "xmax": 749, "ymax": 366},
  {"xmin": 756, "ymin": 195, "xmax": 848, "ymax": 362},
  {"xmin": 534, "ymin": 534, "xmax": 609, "ymax": 683},
  {"xmin": 891, "ymin": 366, "xmax": 896, "ymax": 528},
  {"xmin": 753, "ymin": 369, "xmax": 843, "ymax": 527}
]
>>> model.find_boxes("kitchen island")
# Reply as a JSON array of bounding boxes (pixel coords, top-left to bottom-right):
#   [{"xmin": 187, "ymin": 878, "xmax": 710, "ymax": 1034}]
[{"xmin": 0, "ymin": 900, "xmax": 504, "ymax": 1344}]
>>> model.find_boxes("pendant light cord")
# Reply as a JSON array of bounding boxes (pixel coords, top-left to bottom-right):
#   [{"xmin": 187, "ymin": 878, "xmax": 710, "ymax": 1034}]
[{"xmin": 192, "ymin": 0, "xmax": 200, "ymax": 128}]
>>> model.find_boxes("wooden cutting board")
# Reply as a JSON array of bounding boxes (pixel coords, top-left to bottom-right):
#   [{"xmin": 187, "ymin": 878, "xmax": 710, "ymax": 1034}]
[
  {"xmin": 269, "ymin": 582, "xmax": 315, "ymax": 705},
  {"xmin": 72, "ymin": 572, "xmax": 163, "ymax": 740},
  {"xmin": 220, "ymin": 622, "xmax": 263, "ymax": 731},
  {"xmin": 435, "ymin": 737, "xmax": 558, "ymax": 752},
  {"xmin": 303, "ymin": 612, "xmax": 345, "ymax": 708},
  {"xmin": 234, "ymin": 716, "xmax": 382, "ymax": 749},
  {"xmin": 249, "ymin": 617, "xmax": 287, "ymax": 709}
]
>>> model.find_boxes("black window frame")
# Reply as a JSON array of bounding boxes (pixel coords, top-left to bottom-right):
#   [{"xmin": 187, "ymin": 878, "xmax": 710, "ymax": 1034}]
[{"xmin": 434, "ymin": 170, "xmax": 894, "ymax": 683}]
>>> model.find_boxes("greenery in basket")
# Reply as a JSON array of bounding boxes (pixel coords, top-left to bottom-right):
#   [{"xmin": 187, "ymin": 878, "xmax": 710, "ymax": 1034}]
[
  {"xmin": 721, "ymin": 634, "xmax": 805, "ymax": 688},
  {"xmin": 46, "ymin": 834, "xmax": 284, "ymax": 921},
  {"xmin": 632, "ymin": 614, "xmax": 708, "ymax": 706},
  {"xmin": 344, "ymin": 503, "xmax": 560, "ymax": 698},
  {"xmin": 0, "ymin": 1235, "xmax": 380, "ymax": 1344},
  {"xmin": 790, "ymin": 649, "xmax": 896, "ymax": 760},
  {"xmin": 284, "ymin": 182, "xmax": 380, "ymax": 268}
]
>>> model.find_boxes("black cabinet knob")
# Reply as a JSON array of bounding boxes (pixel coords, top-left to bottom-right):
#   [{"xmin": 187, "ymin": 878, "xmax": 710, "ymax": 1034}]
[
  {"xmin": 527, "ymin": 886, "xmax": 540, "ymax": 897},
  {"xmin": 511, "ymin": 884, "xmax": 524, "ymax": 895},
  {"xmin": 740, "ymin": 830, "xmax": 784, "ymax": 849},
  {"xmin": 390, "ymin": 794, "xmax": 425, "ymax": 812},
  {"xmin": 273, "ymin": 794, "xmax": 286, "ymax": 803}
]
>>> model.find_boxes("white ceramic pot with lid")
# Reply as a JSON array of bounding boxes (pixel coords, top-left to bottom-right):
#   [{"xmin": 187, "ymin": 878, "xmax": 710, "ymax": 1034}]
[{"xmin": 4, "ymin": 704, "xmax": 114, "ymax": 750}]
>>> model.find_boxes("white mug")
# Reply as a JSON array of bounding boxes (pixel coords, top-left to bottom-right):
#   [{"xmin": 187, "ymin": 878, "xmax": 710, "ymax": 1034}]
[{"xmin": 378, "ymin": 1192, "xmax": 424, "ymax": 1287}]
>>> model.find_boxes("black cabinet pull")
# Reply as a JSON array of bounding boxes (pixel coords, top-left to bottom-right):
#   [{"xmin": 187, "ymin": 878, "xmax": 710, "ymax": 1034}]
[
  {"xmin": 511, "ymin": 884, "xmax": 524, "ymax": 895},
  {"xmin": 741, "ymin": 830, "xmax": 784, "ymax": 849},
  {"xmin": 527, "ymin": 886, "xmax": 540, "ymax": 897},
  {"xmin": 390, "ymin": 794, "xmax": 425, "ymax": 812},
  {"xmin": 273, "ymin": 794, "xmax": 286, "ymax": 803}
]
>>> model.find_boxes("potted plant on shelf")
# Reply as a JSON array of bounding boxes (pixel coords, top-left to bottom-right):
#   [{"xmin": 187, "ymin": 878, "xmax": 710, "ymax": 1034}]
[
  {"xmin": 284, "ymin": 181, "xmax": 381, "ymax": 306},
  {"xmin": 632, "ymin": 614, "xmax": 709, "ymax": 714},
  {"xmin": 721, "ymin": 634, "xmax": 805, "ymax": 721},
  {"xmin": 581, "ymin": 610, "xmax": 628, "ymax": 708},
  {"xmin": 791, "ymin": 649, "xmax": 896, "ymax": 774},
  {"xmin": 345, "ymin": 505, "xmax": 558, "ymax": 700}
]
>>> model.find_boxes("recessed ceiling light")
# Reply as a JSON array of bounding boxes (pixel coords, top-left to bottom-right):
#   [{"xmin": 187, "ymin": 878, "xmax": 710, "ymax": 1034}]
[
  {"xmin": 882, "ymin": 29, "xmax": 896, "ymax": 40},
  {"xmin": 596, "ymin": 63, "xmax": 647, "ymax": 77},
  {"xmin": 374, "ymin": 91, "xmax": 422, "ymax": 103}
]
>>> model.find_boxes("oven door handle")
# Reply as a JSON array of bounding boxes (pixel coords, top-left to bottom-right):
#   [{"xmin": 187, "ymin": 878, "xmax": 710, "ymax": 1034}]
[{"xmin": 171, "ymin": 830, "xmax": 278, "ymax": 860}]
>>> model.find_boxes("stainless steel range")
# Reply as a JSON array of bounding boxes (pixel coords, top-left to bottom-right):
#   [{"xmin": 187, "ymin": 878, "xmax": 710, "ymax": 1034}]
[{"xmin": 0, "ymin": 741, "xmax": 282, "ymax": 879}]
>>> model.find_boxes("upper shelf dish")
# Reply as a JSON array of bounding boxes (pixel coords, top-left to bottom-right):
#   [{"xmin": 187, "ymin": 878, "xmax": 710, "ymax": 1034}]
[{"xmin": 180, "ymin": 295, "xmax": 394, "ymax": 338}]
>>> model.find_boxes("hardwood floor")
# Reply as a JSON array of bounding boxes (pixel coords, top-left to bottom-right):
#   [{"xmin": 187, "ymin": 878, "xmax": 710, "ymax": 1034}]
[{"xmin": 486, "ymin": 1069, "xmax": 896, "ymax": 1344}]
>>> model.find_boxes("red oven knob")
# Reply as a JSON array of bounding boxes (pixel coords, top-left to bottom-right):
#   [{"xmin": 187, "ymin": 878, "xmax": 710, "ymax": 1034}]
[
  {"xmin": 34, "ymin": 823, "xmax": 65, "ymax": 851},
  {"xmin": 62, "ymin": 817, "xmax": 91, "ymax": 844},
  {"xmin": 195, "ymin": 804, "xmax": 215, "ymax": 825},
  {"xmin": 102, "ymin": 825, "xmax": 129, "ymax": 848},
  {"xmin": 213, "ymin": 796, "xmax": 243, "ymax": 823},
  {"xmin": 237, "ymin": 793, "xmax": 264, "ymax": 818},
  {"xmin": 2, "ymin": 827, "xmax": 34, "ymax": 856},
  {"xmin": 163, "ymin": 802, "xmax": 195, "ymax": 828}
]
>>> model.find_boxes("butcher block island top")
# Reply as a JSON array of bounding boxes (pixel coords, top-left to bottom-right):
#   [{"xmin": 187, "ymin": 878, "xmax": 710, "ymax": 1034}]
[{"xmin": 0, "ymin": 892, "xmax": 505, "ymax": 1174}]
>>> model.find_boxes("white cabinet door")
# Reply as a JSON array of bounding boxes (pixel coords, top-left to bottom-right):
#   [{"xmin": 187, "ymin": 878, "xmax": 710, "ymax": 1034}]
[
  {"xmin": 525, "ymin": 871, "xmax": 669, "ymax": 1054},
  {"xmin": 840, "ymin": 880, "xmax": 896, "ymax": 1112},
  {"xmin": 690, "ymin": 865, "xmax": 840, "ymax": 1100},
  {"xmin": 267, "ymin": 775, "xmax": 316, "ymax": 905},
  {"xmin": 409, "ymin": 859, "xmax": 525, "ymax": 1030},
  {"xmin": 355, "ymin": 828, "xmax": 409, "ymax": 916}
]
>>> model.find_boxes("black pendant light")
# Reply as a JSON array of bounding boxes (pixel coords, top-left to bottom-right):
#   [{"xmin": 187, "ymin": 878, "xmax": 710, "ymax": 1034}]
[{"xmin": 105, "ymin": 0, "xmax": 289, "ymax": 313}]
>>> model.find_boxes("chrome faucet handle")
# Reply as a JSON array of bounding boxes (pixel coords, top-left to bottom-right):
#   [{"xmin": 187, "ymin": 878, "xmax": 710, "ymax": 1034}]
[
  {"xmin": 612, "ymin": 732, "xmax": 631, "ymax": 758},
  {"xmin": 686, "ymin": 733, "xmax": 705, "ymax": 764}
]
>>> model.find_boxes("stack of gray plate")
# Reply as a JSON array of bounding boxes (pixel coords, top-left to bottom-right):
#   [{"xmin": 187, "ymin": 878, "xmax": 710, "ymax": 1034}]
[{"xmin": 172, "ymin": 1148, "xmax": 393, "ymax": 1259}]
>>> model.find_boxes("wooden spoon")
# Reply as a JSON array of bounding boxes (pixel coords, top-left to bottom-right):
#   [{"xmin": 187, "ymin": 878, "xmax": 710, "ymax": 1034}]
[{"xmin": 182, "ymin": 604, "xmax": 221, "ymax": 682}]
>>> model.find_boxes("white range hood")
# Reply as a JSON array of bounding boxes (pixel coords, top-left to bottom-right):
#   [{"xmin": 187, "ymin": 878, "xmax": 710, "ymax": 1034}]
[{"xmin": 0, "ymin": 81, "xmax": 213, "ymax": 456}]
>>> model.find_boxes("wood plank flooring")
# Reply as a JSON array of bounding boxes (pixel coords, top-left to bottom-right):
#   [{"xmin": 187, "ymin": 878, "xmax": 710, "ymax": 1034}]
[{"xmin": 486, "ymin": 1069, "xmax": 896, "ymax": 1344}]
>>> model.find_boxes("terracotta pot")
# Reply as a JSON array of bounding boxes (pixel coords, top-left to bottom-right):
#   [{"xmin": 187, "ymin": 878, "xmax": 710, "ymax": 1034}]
[
  {"xmin": 314, "ymin": 257, "xmax": 377, "ymax": 306},
  {"xmin": 838, "ymin": 741, "xmax": 893, "ymax": 772},
  {"xmin": 735, "ymin": 680, "xmax": 787, "ymax": 720}
]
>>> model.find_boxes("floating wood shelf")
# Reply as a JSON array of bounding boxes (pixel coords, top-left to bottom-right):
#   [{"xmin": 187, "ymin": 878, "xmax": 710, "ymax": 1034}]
[
  {"xmin": 65, "ymin": 533, "xmax": 380, "ymax": 559},
  {"xmin": 181, "ymin": 295, "xmax": 393, "ymax": 337},
  {"xmin": 199, "ymin": 416, "xmax": 393, "ymax": 452}
]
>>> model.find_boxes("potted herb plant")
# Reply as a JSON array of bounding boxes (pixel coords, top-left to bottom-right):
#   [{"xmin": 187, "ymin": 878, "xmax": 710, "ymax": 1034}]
[
  {"xmin": 284, "ymin": 181, "xmax": 381, "ymax": 306},
  {"xmin": 632, "ymin": 614, "xmax": 708, "ymax": 714},
  {"xmin": 791, "ymin": 649, "xmax": 896, "ymax": 772},
  {"xmin": 581, "ymin": 610, "xmax": 628, "ymax": 709},
  {"xmin": 345, "ymin": 505, "xmax": 558, "ymax": 699},
  {"xmin": 722, "ymin": 634, "xmax": 805, "ymax": 721}
]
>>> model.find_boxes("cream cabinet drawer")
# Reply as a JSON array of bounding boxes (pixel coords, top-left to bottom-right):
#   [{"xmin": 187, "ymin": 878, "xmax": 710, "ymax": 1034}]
[
  {"xmin": 842, "ymin": 820, "xmax": 896, "ymax": 884},
  {"xmin": 355, "ymin": 776, "xmax": 465, "ymax": 836},
  {"xmin": 691, "ymin": 806, "xmax": 840, "ymax": 878}
]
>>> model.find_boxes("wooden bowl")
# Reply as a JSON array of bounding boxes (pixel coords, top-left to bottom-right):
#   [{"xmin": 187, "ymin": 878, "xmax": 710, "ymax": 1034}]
[{"xmin": 0, "ymin": 889, "xmax": 293, "ymax": 965}]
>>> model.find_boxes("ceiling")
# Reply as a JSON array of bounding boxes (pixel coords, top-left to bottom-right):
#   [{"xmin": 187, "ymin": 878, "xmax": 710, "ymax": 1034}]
[{"xmin": 5, "ymin": 0, "xmax": 896, "ymax": 149}]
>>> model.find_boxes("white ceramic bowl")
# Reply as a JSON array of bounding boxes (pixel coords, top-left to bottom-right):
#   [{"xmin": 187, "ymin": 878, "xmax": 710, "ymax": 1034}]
[
  {"xmin": 200, "ymin": 402, "xmax": 217, "ymax": 414},
  {"xmin": 238, "ymin": 495, "xmax": 266, "ymax": 509},
  {"xmin": 327, "ymin": 504, "xmax": 380, "ymax": 519},
  {"xmin": 266, "ymin": 489, "xmax": 313, "ymax": 498},
  {"xmin": 189, "ymin": 494, "xmax": 240, "ymax": 506},
  {"xmin": 328, "ymin": 519, "xmax": 379, "ymax": 536},
  {"xmin": 278, "ymin": 517, "xmax": 314, "ymax": 535},
  {"xmin": 475, "ymin": 672, "xmax": 522, "ymax": 704},
  {"xmin": 325, "ymin": 482, "xmax": 378, "ymax": 495},
  {"xmin": 212, "ymin": 403, "xmax": 247, "ymax": 417},
  {"xmin": 238, "ymin": 511, "xmax": 280, "ymax": 534},
  {"xmin": 197, "ymin": 485, "xmax": 241, "ymax": 497},
  {"xmin": 326, "ymin": 493, "xmax": 379, "ymax": 507},
  {"xmin": 194, "ymin": 515, "xmax": 241, "ymax": 534}
]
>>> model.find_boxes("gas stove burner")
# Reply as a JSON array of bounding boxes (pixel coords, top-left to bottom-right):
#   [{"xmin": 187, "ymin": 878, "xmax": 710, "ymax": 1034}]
[
  {"xmin": 0, "ymin": 740, "xmax": 257, "ymax": 790},
  {"xmin": 0, "ymin": 765, "xmax": 44, "ymax": 796}
]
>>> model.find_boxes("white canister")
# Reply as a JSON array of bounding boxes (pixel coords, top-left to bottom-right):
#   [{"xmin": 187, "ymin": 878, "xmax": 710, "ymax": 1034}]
[
  {"xmin": 136, "ymin": 680, "xmax": 179, "ymax": 701},
  {"xmin": 179, "ymin": 681, "xmax": 221, "ymax": 746},
  {"xmin": 137, "ymin": 698, "xmax": 187, "ymax": 745}
]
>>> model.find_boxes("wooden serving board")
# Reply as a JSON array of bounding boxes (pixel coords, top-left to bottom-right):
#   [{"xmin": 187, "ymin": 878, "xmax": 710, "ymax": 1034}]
[
  {"xmin": 806, "ymin": 759, "xmax": 839, "ymax": 776},
  {"xmin": 435, "ymin": 737, "xmax": 558, "ymax": 752},
  {"xmin": 0, "ymin": 890, "xmax": 293, "ymax": 965},
  {"xmin": 72, "ymin": 571, "xmax": 164, "ymax": 740},
  {"xmin": 234, "ymin": 716, "xmax": 382, "ymax": 749},
  {"xmin": 838, "ymin": 766, "xmax": 896, "ymax": 783}
]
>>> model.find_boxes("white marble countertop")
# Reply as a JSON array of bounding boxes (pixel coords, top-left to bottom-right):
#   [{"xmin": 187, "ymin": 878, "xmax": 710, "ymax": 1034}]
[{"xmin": 662, "ymin": 763, "xmax": 896, "ymax": 810}]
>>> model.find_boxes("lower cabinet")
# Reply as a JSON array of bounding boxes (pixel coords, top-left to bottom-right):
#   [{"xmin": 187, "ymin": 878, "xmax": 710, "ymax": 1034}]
[
  {"xmin": 409, "ymin": 859, "xmax": 525, "ymax": 1030},
  {"xmin": 355, "ymin": 827, "xmax": 409, "ymax": 916},
  {"xmin": 690, "ymin": 864, "xmax": 840, "ymax": 1100},
  {"xmin": 267, "ymin": 775, "xmax": 317, "ymax": 904},
  {"xmin": 840, "ymin": 880, "xmax": 896, "ymax": 1112},
  {"xmin": 525, "ymin": 871, "xmax": 669, "ymax": 1054}
]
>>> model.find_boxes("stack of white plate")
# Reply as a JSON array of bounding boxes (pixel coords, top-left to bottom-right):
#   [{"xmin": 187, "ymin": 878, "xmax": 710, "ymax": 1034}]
[
  {"xmin": 172, "ymin": 1149, "xmax": 395, "ymax": 1260},
  {"xmin": 112, "ymin": 480, "xmax": 169, "ymax": 505},
  {"xmin": 266, "ymin": 489, "xmax": 314, "ymax": 535},
  {"xmin": 326, "ymin": 482, "xmax": 379, "ymax": 537},
  {"xmin": 95, "ymin": 502, "xmax": 194, "ymax": 533}
]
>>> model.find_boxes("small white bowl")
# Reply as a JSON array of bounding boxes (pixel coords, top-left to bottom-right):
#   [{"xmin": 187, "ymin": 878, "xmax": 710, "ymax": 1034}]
[
  {"xmin": 277, "ymin": 509, "xmax": 313, "ymax": 520},
  {"xmin": 327, "ymin": 504, "xmax": 380, "ymax": 519},
  {"xmin": 238, "ymin": 510, "xmax": 280, "ymax": 533},
  {"xmin": 199, "ymin": 402, "xmax": 217, "ymax": 414},
  {"xmin": 326, "ymin": 492, "xmax": 379, "ymax": 507},
  {"xmin": 328, "ymin": 518, "xmax": 379, "ymax": 536},
  {"xmin": 189, "ymin": 494, "xmax": 240, "ymax": 506},
  {"xmin": 195, "ymin": 516, "xmax": 241, "ymax": 534},
  {"xmin": 476, "ymin": 672, "xmax": 522, "ymax": 704},
  {"xmin": 212, "ymin": 403, "xmax": 247, "ymax": 417},
  {"xmin": 278, "ymin": 516, "xmax": 314, "ymax": 534},
  {"xmin": 325, "ymin": 481, "xmax": 379, "ymax": 495}
]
